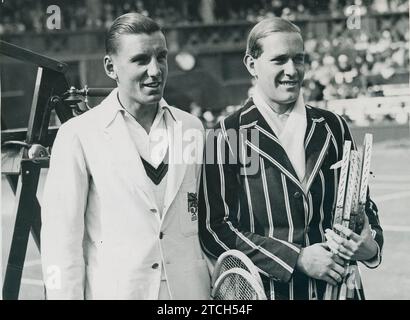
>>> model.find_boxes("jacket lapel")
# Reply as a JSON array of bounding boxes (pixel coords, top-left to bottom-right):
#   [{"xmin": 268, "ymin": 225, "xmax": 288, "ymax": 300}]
[
  {"xmin": 242, "ymin": 101, "xmax": 332, "ymax": 193},
  {"xmin": 162, "ymin": 109, "xmax": 188, "ymax": 219},
  {"xmin": 100, "ymin": 92, "xmax": 157, "ymax": 212},
  {"xmin": 241, "ymin": 101, "xmax": 304, "ymax": 192},
  {"xmin": 303, "ymin": 106, "xmax": 332, "ymax": 192}
]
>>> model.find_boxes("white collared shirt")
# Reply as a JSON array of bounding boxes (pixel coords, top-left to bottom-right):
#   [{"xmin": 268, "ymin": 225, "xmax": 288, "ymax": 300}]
[
  {"xmin": 253, "ymin": 88, "xmax": 307, "ymax": 186},
  {"xmin": 119, "ymin": 99, "xmax": 170, "ymax": 169}
]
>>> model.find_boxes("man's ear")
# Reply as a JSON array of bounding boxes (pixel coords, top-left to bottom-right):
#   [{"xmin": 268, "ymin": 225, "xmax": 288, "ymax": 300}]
[
  {"xmin": 243, "ymin": 54, "xmax": 257, "ymax": 78},
  {"xmin": 104, "ymin": 55, "xmax": 118, "ymax": 81}
]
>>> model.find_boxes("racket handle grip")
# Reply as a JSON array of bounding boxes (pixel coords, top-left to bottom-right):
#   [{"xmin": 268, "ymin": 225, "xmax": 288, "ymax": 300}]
[{"xmin": 324, "ymin": 284, "xmax": 334, "ymax": 300}]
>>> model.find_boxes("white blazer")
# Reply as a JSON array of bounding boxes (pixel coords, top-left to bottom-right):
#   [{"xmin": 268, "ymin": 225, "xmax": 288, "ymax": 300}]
[{"xmin": 41, "ymin": 89, "xmax": 210, "ymax": 299}]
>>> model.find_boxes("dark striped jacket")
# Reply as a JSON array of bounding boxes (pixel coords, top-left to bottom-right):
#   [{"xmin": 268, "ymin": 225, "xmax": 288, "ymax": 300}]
[{"xmin": 198, "ymin": 99, "xmax": 383, "ymax": 300}]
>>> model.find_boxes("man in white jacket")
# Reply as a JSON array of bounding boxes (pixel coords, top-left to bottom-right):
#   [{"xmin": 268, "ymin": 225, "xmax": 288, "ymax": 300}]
[{"xmin": 41, "ymin": 13, "xmax": 210, "ymax": 300}]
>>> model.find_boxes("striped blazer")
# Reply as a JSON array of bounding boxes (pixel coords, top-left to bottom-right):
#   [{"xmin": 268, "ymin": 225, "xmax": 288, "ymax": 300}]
[{"xmin": 198, "ymin": 98, "xmax": 383, "ymax": 300}]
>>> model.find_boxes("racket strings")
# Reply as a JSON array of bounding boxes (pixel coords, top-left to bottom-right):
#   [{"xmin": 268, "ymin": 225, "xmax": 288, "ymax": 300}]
[
  {"xmin": 219, "ymin": 255, "xmax": 249, "ymax": 274},
  {"xmin": 213, "ymin": 273, "xmax": 259, "ymax": 300}
]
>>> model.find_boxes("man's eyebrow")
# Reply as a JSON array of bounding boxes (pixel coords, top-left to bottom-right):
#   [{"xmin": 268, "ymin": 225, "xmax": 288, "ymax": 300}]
[
  {"xmin": 270, "ymin": 54, "xmax": 289, "ymax": 60},
  {"xmin": 129, "ymin": 49, "xmax": 168, "ymax": 61},
  {"xmin": 129, "ymin": 53, "xmax": 149, "ymax": 62},
  {"xmin": 270, "ymin": 53, "xmax": 305, "ymax": 60}
]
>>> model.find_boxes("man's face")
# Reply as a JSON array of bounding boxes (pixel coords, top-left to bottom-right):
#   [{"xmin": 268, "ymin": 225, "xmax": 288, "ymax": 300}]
[
  {"xmin": 110, "ymin": 31, "xmax": 168, "ymax": 106},
  {"xmin": 246, "ymin": 32, "xmax": 305, "ymax": 107}
]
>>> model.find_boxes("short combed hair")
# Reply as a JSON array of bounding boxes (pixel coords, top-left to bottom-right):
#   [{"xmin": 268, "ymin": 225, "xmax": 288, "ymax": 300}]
[
  {"xmin": 105, "ymin": 13, "xmax": 162, "ymax": 55},
  {"xmin": 246, "ymin": 17, "xmax": 302, "ymax": 58}
]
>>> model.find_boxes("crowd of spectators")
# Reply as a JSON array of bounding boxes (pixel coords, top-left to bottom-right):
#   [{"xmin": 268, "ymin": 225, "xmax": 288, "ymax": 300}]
[
  {"xmin": 302, "ymin": 15, "xmax": 409, "ymax": 101},
  {"xmin": 0, "ymin": 0, "xmax": 201, "ymax": 33},
  {"xmin": 1, "ymin": 0, "xmax": 408, "ymax": 127},
  {"xmin": 0, "ymin": 0, "xmax": 408, "ymax": 33},
  {"xmin": 213, "ymin": 0, "xmax": 409, "ymax": 23}
]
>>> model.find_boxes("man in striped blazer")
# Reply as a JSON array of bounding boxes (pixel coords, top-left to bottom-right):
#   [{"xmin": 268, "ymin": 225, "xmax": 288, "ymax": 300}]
[{"xmin": 198, "ymin": 17, "xmax": 383, "ymax": 300}]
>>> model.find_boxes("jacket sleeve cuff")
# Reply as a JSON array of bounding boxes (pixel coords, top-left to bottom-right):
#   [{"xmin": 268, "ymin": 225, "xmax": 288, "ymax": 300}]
[
  {"xmin": 360, "ymin": 231, "xmax": 382, "ymax": 269},
  {"xmin": 274, "ymin": 243, "xmax": 302, "ymax": 283}
]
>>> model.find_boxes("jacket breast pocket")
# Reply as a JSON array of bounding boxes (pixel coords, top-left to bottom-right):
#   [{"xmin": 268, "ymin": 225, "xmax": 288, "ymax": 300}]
[{"xmin": 177, "ymin": 181, "xmax": 199, "ymax": 237}]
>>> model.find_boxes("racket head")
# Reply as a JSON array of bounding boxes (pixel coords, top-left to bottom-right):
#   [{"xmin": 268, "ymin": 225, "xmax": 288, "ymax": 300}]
[
  {"xmin": 211, "ymin": 250, "xmax": 263, "ymax": 288},
  {"xmin": 211, "ymin": 268, "xmax": 267, "ymax": 300}
]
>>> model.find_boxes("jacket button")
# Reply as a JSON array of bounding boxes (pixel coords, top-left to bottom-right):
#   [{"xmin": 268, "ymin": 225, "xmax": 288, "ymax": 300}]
[
  {"xmin": 306, "ymin": 226, "xmax": 310, "ymax": 233},
  {"xmin": 150, "ymin": 208, "xmax": 157, "ymax": 213},
  {"xmin": 293, "ymin": 191, "xmax": 302, "ymax": 199},
  {"xmin": 159, "ymin": 232, "xmax": 164, "ymax": 239},
  {"xmin": 151, "ymin": 263, "xmax": 159, "ymax": 269}
]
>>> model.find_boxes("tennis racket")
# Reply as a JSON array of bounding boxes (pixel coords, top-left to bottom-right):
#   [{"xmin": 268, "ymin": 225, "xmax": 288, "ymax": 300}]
[
  {"xmin": 211, "ymin": 268, "xmax": 267, "ymax": 300},
  {"xmin": 211, "ymin": 250, "xmax": 267, "ymax": 300}
]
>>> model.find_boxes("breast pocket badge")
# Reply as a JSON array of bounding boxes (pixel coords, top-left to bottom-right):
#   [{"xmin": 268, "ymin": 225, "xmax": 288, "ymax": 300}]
[{"xmin": 187, "ymin": 192, "xmax": 198, "ymax": 222}]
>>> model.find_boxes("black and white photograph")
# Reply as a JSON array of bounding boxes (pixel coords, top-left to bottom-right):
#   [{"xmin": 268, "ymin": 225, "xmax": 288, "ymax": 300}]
[{"xmin": 0, "ymin": 0, "xmax": 409, "ymax": 303}]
